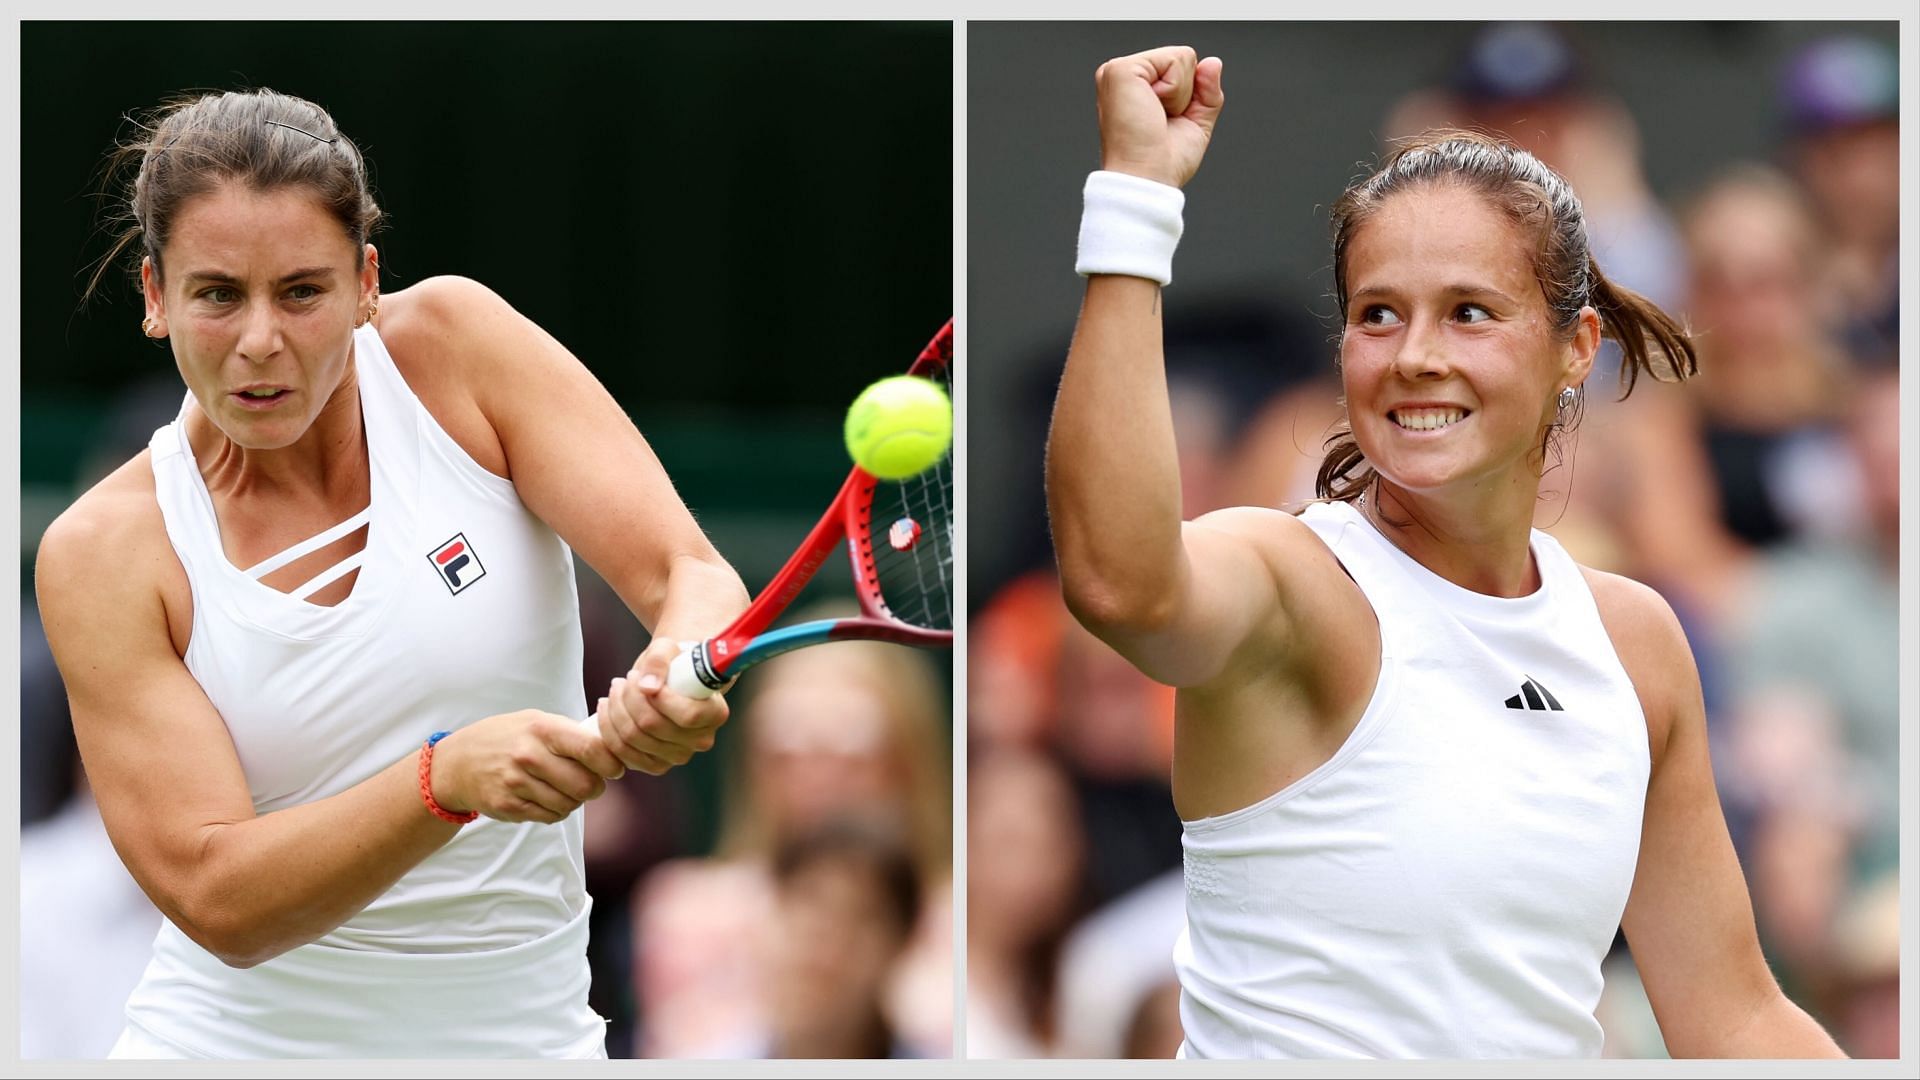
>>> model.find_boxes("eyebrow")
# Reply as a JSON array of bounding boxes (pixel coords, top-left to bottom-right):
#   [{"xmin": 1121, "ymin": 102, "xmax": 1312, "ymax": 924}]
[
  {"xmin": 181, "ymin": 267, "xmax": 339, "ymax": 287},
  {"xmin": 1350, "ymin": 282, "xmax": 1524, "ymax": 307}
]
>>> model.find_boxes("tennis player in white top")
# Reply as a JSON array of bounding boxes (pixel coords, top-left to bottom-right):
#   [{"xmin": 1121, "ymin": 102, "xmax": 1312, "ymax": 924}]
[
  {"xmin": 35, "ymin": 89, "xmax": 749, "ymax": 1058},
  {"xmin": 1048, "ymin": 46, "xmax": 1844, "ymax": 1059}
]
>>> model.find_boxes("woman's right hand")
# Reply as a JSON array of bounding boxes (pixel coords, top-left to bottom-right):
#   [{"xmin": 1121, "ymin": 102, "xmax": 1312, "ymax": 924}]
[
  {"xmin": 428, "ymin": 711, "xmax": 628, "ymax": 825},
  {"xmin": 1094, "ymin": 45, "xmax": 1225, "ymax": 189}
]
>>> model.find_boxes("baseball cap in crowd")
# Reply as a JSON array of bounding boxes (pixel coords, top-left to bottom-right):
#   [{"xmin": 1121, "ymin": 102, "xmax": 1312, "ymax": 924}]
[
  {"xmin": 1452, "ymin": 22, "xmax": 1586, "ymax": 104},
  {"xmin": 1779, "ymin": 36, "xmax": 1899, "ymax": 134}
]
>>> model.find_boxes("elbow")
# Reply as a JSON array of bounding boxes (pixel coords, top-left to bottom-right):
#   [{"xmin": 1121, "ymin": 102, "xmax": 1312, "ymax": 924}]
[
  {"xmin": 172, "ymin": 900, "xmax": 284, "ymax": 970},
  {"xmin": 1058, "ymin": 568, "xmax": 1178, "ymax": 638},
  {"xmin": 165, "ymin": 845, "xmax": 297, "ymax": 970},
  {"xmin": 1049, "ymin": 515, "xmax": 1183, "ymax": 638},
  {"xmin": 215, "ymin": 949, "xmax": 271, "ymax": 971}
]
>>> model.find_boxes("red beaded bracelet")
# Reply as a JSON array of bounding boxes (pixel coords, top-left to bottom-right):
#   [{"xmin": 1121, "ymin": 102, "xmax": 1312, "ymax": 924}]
[{"xmin": 418, "ymin": 731, "xmax": 478, "ymax": 825}]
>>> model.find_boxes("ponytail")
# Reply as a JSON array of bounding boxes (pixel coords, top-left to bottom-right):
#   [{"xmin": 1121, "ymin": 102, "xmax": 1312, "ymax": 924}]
[
  {"xmin": 1314, "ymin": 130, "xmax": 1696, "ymax": 504},
  {"xmin": 1586, "ymin": 254, "xmax": 1697, "ymax": 397}
]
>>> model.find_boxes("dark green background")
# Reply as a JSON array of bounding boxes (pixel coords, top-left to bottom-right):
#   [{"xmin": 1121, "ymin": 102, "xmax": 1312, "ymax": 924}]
[{"xmin": 21, "ymin": 20, "xmax": 952, "ymax": 585}]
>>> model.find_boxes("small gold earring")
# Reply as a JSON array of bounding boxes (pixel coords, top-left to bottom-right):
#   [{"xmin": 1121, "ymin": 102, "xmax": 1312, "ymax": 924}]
[{"xmin": 141, "ymin": 316, "xmax": 160, "ymax": 338}]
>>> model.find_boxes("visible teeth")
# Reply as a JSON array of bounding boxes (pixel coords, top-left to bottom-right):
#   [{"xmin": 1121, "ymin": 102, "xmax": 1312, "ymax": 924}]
[
  {"xmin": 242, "ymin": 389, "xmax": 281, "ymax": 397},
  {"xmin": 1393, "ymin": 407, "xmax": 1464, "ymax": 431}
]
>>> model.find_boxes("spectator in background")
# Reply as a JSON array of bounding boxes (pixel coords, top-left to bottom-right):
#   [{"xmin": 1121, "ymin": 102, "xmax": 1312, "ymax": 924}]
[
  {"xmin": 630, "ymin": 630, "xmax": 950, "ymax": 1058},
  {"xmin": 1681, "ymin": 167, "xmax": 1856, "ymax": 546},
  {"xmin": 969, "ymin": 571, "xmax": 1075, "ymax": 753},
  {"xmin": 1717, "ymin": 366, "xmax": 1901, "ymax": 991},
  {"xmin": 1122, "ymin": 980, "xmax": 1187, "ymax": 1060},
  {"xmin": 967, "ymin": 748, "xmax": 1086, "ymax": 1057},
  {"xmin": 1617, "ymin": 166, "xmax": 1857, "ymax": 623},
  {"xmin": 1778, "ymin": 35, "xmax": 1900, "ymax": 369},
  {"xmin": 756, "ymin": 821, "xmax": 924, "ymax": 1058},
  {"xmin": 1385, "ymin": 23, "xmax": 1687, "ymax": 322},
  {"xmin": 1052, "ymin": 869, "xmax": 1187, "ymax": 1059}
]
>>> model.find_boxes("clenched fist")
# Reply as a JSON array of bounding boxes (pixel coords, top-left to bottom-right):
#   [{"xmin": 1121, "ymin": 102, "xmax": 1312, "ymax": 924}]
[{"xmin": 1094, "ymin": 46, "xmax": 1226, "ymax": 190}]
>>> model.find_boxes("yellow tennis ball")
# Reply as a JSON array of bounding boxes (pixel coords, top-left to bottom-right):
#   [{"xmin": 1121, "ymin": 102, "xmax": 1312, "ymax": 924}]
[{"xmin": 844, "ymin": 375, "xmax": 953, "ymax": 480}]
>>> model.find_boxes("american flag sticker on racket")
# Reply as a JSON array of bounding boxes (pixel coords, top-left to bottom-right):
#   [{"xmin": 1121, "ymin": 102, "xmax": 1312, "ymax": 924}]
[{"xmin": 428, "ymin": 533, "xmax": 486, "ymax": 595}]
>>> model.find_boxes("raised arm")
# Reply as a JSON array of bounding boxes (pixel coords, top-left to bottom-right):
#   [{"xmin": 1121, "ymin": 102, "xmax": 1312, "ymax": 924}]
[
  {"xmin": 35, "ymin": 479, "xmax": 625, "ymax": 969},
  {"xmin": 1048, "ymin": 47, "xmax": 1290, "ymax": 688},
  {"xmin": 1589, "ymin": 569, "xmax": 1845, "ymax": 1058}
]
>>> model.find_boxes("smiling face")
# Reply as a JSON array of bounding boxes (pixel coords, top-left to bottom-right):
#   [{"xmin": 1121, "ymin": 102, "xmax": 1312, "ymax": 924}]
[
  {"xmin": 1339, "ymin": 183, "xmax": 1596, "ymax": 501},
  {"xmin": 143, "ymin": 181, "xmax": 377, "ymax": 450}
]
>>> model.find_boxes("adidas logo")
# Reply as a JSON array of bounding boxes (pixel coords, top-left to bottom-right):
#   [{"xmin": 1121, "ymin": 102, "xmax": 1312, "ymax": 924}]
[{"xmin": 1505, "ymin": 676, "xmax": 1564, "ymax": 712}]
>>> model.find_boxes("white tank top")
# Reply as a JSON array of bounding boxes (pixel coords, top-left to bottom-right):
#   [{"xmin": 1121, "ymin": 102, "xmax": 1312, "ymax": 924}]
[
  {"xmin": 123, "ymin": 323, "xmax": 603, "ymax": 1057},
  {"xmin": 1173, "ymin": 499, "xmax": 1649, "ymax": 1059}
]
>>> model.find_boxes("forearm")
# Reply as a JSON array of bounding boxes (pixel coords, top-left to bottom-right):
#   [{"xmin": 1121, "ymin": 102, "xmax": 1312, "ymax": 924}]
[
  {"xmin": 643, "ymin": 550, "xmax": 750, "ymax": 646},
  {"xmin": 187, "ymin": 750, "xmax": 458, "ymax": 967},
  {"xmin": 1685, "ymin": 989, "xmax": 1846, "ymax": 1059},
  {"xmin": 1047, "ymin": 275, "xmax": 1190, "ymax": 629}
]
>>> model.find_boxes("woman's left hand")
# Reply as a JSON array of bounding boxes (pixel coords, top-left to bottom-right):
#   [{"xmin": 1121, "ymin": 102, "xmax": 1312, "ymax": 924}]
[{"xmin": 592, "ymin": 636, "xmax": 730, "ymax": 776}]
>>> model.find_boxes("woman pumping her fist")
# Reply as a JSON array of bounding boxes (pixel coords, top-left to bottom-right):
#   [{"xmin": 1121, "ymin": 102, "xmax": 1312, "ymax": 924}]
[{"xmin": 1047, "ymin": 45, "xmax": 1844, "ymax": 1060}]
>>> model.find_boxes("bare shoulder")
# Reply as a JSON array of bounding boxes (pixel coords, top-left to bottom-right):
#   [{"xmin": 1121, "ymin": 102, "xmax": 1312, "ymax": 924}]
[
  {"xmin": 378, "ymin": 274, "xmax": 514, "ymax": 329},
  {"xmin": 1579, "ymin": 566, "xmax": 1691, "ymax": 672},
  {"xmin": 1580, "ymin": 565, "xmax": 1698, "ymax": 758},
  {"xmin": 1192, "ymin": 504, "xmax": 1357, "ymax": 604},
  {"xmin": 374, "ymin": 275, "xmax": 523, "ymax": 378},
  {"xmin": 39, "ymin": 453, "xmax": 167, "ymax": 584},
  {"xmin": 1189, "ymin": 504, "xmax": 1339, "ymax": 566},
  {"xmin": 36, "ymin": 453, "xmax": 183, "ymax": 646},
  {"xmin": 1190, "ymin": 504, "xmax": 1372, "ymax": 676},
  {"xmin": 370, "ymin": 276, "xmax": 529, "ymax": 476},
  {"xmin": 1190, "ymin": 503, "xmax": 1313, "ymax": 539}
]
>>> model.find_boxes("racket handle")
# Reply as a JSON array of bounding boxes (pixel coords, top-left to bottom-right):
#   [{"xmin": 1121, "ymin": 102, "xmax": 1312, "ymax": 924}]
[{"xmin": 667, "ymin": 646, "xmax": 718, "ymax": 700}]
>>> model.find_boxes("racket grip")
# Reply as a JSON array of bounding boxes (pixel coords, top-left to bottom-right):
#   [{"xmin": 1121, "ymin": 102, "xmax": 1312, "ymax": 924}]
[{"xmin": 666, "ymin": 647, "xmax": 718, "ymax": 700}]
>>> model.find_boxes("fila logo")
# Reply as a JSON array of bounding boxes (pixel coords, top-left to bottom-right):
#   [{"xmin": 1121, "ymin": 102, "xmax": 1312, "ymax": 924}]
[
  {"xmin": 428, "ymin": 533, "xmax": 487, "ymax": 595},
  {"xmin": 1505, "ymin": 676, "xmax": 1564, "ymax": 712}
]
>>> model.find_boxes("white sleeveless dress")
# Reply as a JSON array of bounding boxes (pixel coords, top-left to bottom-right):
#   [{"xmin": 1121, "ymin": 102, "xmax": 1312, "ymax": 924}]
[
  {"xmin": 1173, "ymin": 499, "xmax": 1650, "ymax": 1059},
  {"xmin": 114, "ymin": 324, "xmax": 604, "ymax": 1058}
]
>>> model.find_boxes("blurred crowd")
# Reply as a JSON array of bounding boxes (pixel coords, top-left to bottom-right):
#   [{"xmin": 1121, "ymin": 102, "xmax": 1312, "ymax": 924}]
[
  {"xmin": 587, "ymin": 619, "xmax": 952, "ymax": 1059},
  {"xmin": 967, "ymin": 25, "xmax": 1901, "ymax": 1059}
]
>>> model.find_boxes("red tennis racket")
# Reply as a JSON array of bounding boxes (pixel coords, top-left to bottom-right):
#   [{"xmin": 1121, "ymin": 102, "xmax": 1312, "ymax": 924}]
[{"xmin": 666, "ymin": 319, "xmax": 955, "ymax": 698}]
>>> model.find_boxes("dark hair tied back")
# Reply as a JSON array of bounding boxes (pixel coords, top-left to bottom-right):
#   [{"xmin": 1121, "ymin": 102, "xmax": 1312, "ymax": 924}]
[
  {"xmin": 86, "ymin": 88, "xmax": 383, "ymax": 303},
  {"xmin": 1315, "ymin": 130, "xmax": 1696, "ymax": 503}
]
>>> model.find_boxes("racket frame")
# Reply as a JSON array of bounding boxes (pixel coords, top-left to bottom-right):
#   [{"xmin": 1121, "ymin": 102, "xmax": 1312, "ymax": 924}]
[{"xmin": 680, "ymin": 322, "xmax": 954, "ymax": 693}]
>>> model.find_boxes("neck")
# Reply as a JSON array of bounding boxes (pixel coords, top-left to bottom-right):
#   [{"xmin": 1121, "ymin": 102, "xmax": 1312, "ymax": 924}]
[
  {"xmin": 190, "ymin": 360, "xmax": 365, "ymax": 504},
  {"xmin": 1362, "ymin": 475, "xmax": 1541, "ymax": 597}
]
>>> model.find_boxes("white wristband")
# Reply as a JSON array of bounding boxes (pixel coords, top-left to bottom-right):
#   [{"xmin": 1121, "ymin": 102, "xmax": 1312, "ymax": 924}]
[{"xmin": 1075, "ymin": 170, "xmax": 1186, "ymax": 286}]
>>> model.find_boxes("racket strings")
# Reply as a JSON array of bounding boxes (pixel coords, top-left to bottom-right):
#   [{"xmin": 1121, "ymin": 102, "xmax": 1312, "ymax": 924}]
[{"xmin": 866, "ymin": 363, "xmax": 953, "ymax": 631}]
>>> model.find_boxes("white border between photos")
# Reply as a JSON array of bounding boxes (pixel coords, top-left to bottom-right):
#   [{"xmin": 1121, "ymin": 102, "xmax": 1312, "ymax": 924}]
[
  {"xmin": 5, "ymin": 2, "xmax": 1918, "ymax": 1077},
  {"xmin": 952, "ymin": 15, "xmax": 972, "ymax": 1066}
]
